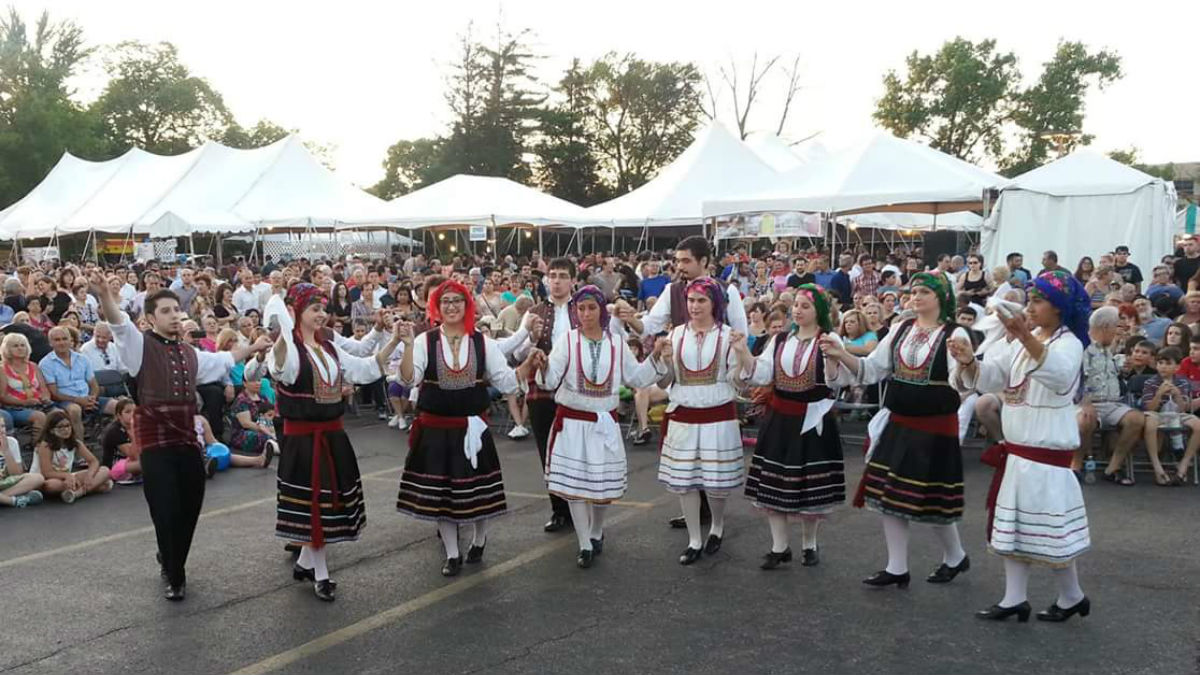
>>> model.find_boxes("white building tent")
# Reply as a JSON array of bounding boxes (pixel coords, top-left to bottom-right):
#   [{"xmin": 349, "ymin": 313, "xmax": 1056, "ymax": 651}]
[
  {"xmin": 0, "ymin": 136, "xmax": 388, "ymax": 240},
  {"xmin": 703, "ymin": 132, "xmax": 1004, "ymax": 218},
  {"xmin": 980, "ymin": 151, "xmax": 1178, "ymax": 275},
  {"xmin": 584, "ymin": 123, "xmax": 778, "ymax": 228}
]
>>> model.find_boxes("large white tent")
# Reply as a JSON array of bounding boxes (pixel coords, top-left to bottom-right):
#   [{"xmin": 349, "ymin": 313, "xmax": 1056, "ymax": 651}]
[
  {"xmin": 584, "ymin": 123, "xmax": 778, "ymax": 228},
  {"xmin": 0, "ymin": 136, "xmax": 388, "ymax": 240},
  {"xmin": 703, "ymin": 132, "xmax": 1004, "ymax": 218},
  {"xmin": 980, "ymin": 151, "xmax": 1178, "ymax": 275}
]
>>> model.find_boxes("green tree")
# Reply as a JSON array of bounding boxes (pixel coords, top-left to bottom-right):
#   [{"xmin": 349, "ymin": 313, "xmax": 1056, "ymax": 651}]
[
  {"xmin": 219, "ymin": 118, "xmax": 290, "ymax": 149},
  {"xmin": 368, "ymin": 137, "xmax": 445, "ymax": 199},
  {"xmin": 0, "ymin": 8, "xmax": 109, "ymax": 207},
  {"xmin": 1107, "ymin": 147, "xmax": 1176, "ymax": 181},
  {"xmin": 92, "ymin": 40, "xmax": 233, "ymax": 154},
  {"xmin": 873, "ymin": 38, "xmax": 1019, "ymax": 163},
  {"xmin": 533, "ymin": 59, "xmax": 609, "ymax": 205}
]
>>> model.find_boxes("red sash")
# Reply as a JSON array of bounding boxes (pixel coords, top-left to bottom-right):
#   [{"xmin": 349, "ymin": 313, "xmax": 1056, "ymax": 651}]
[
  {"xmin": 408, "ymin": 411, "xmax": 472, "ymax": 452},
  {"xmin": 981, "ymin": 442, "xmax": 1073, "ymax": 542},
  {"xmin": 768, "ymin": 397, "xmax": 809, "ymax": 417},
  {"xmin": 852, "ymin": 412, "xmax": 958, "ymax": 508},
  {"xmin": 658, "ymin": 401, "xmax": 738, "ymax": 451},
  {"xmin": 546, "ymin": 406, "xmax": 618, "ymax": 469},
  {"xmin": 283, "ymin": 418, "xmax": 345, "ymax": 549}
]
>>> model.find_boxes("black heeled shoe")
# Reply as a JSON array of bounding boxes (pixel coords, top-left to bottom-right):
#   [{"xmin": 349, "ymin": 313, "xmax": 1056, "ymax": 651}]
[
  {"xmin": 760, "ymin": 548, "xmax": 793, "ymax": 570},
  {"xmin": 441, "ymin": 556, "xmax": 463, "ymax": 577},
  {"xmin": 927, "ymin": 556, "xmax": 970, "ymax": 584},
  {"xmin": 164, "ymin": 583, "xmax": 186, "ymax": 601},
  {"xmin": 678, "ymin": 547, "xmax": 702, "ymax": 566},
  {"xmin": 667, "ymin": 515, "xmax": 687, "ymax": 529},
  {"xmin": 800, "ymin": 547, "xmax": 819, "ymax": 567},
  {"xmin": 590, "ymin": 537, "xmax": 604, "ymax": 555},
  {"xmin": 577, "ymin": 548, "xmax": 594, "ymax": 568},
  {"xmin": 284, "ymin": 542, "xmax": 302, "ymax": 559},
  {"xmin": 1036, "ymin": 597, "xmax": 1090, "ymax": 622},
  {"xmin": 313, "ymin": 579, "xmax": 336, "ymax": 602},
  {"xmin": 544, "ymin": 514, "xmax": 571, "ymax": 533},
  {"xmin": 862, "ymin": 570, "xmax": 910, "ymax": 589},
  {"xmin": 976, "ymin": 602, "xmax": 1032, "ymax": 622},
  {"xmin": 293, "ymin": 565, "xmax": 337, "ymax": 588},
  {"xmin": 703, "ymin": 534, "xmax": 723, "ymax": 555},
  {"xmin": 465, "ymin": 542, "xmax": 486, "ymax": 564}
]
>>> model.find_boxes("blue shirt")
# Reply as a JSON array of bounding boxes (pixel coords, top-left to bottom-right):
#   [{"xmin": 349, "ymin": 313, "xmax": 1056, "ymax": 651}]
[
  {"xmin": 814, "ymin": 271, "xmax": 835, "ymax": 289},
  {"xmin": 39, "ymin": 350, "xmax": 94, "ymax": 399},
  {"xmin": 639, "ymin": 275, "xmax": 670, "ymax": 303},
  {"xmin": 1146, "ymin": 283, "xmax": 1183, "ymax": 304}
]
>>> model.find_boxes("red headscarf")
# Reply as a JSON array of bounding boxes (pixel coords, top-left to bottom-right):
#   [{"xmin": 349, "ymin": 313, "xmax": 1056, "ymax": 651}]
[{"xmin": 427, "ymin": 279, "xmax": 476, "ymax": 334}]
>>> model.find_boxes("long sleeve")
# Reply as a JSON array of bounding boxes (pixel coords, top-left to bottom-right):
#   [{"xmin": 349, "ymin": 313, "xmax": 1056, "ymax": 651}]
[
  {"xmin": 242, "ymin": 356, "xmax": 270, "ymax": 382},
  {"xmin": 725, "ymin": 282, "xmax": 748, "ymax": 336},
  {"xmin": 269, "ymin": 336, "xmax": 302, "ymax": 386},
  {"xmin": 334, "ymin": 329, "xmax": 381, "ymax": 357},
  {"xmin": 497, "ymin": 324, "xmax": 529, "ymax": 358},
  {"xmin": 853, "ymin": 327, "xmax": 899, "ymax": 385},
  {"xmin": 539, "ymin": 330, "xmax": 572, "ymax": 391},
  {"xmin": 623, "ymin": 337, "xmax": 666, "ymax": 388},
  {"xmin": 400, "ymin": 333, "xmax": 430, "ymax": 388},
  {"xmin": 107, "ymin": 311, "xmax": 145, "ymax": 377},
  {"xmin": 484, "ymin": 336, "xmax": 520, "ymax": 395},
  {"xmin": 1028, "ymin": 333, "xmax": 1083, "ymax": 394},
  {"xmin": 195, "ymin": 350, "xmax": 237, "ymax": 384},
  {"xmin": 334, "ymin": 344, "xmax": 384, "ymax": 385},
  {"xmin": 640, "ymin": 288, "xmax": 672, "ymax": 336},
  {"xmin": 745, "ymin": 335, "xmax": 776, "ymax": 387}
]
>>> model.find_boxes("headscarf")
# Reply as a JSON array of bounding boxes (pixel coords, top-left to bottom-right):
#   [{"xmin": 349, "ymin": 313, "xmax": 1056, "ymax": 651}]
[
  {"xmin": 792, "ymin": 283, "xmax": 833, "ymax": 333},
  {"xmin": 571, "ymin": 285, "xmax": 609, "ymax": 332},
  {"xmin": 909, "ymin": 271, "xmax": 955, "ymax": 323},
  {"xmin": 428, "ymin": 279, "xmax": 476, "ymax": 334},
  {"xmin": 1030, "ymin": 270, "xmax": 1092, "ymax": 347},
  {"xmin": 685, "ymin": 277, "xmax": 726, "ymax": 326},
  {"xmin": 285, "ymin": 282, "xmax": 327, "ymax": 313}
]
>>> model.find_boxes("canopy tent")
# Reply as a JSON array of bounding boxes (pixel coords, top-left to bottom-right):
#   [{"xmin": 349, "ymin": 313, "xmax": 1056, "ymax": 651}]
[
  {"xmin": 0, "ymin": 136, "xmax": 388, "ymax": 240},
  {"xmin": 584, "ymin": 123, "xmax": 778, "ymax": 228},
  {"xmin": 980, "ymin": 151, "xmax": 1178, "ymax": 275},
  {"xmin": 703, "ymin": 132, "xmax": 1005, "ymax": 218},
  {"xmin": 842, "ymin": 210, "xmax": 982, "ymax": 231},
  {"xmin": 338, "ymin": 174, "xmax": 588, "ymax": 229}
]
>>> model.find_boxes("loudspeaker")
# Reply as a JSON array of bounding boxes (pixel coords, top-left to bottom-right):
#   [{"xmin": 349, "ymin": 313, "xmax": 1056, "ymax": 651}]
[{"xmin": 923, "ymin": 231, "xmax": 958, "ymax": 270}]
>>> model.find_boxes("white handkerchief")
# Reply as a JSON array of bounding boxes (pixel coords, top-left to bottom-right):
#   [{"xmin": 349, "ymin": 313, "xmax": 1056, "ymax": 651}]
[{"xmin": 464, "ymin": 416, "xmax": 488, "ymax": 469}]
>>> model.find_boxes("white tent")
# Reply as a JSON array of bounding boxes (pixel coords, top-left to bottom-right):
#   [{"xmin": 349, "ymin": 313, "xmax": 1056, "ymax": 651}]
[
  {"xmin": 339, "ymin": 174, "xmax": 588, "ymax": 229},
  {"xmin": 703, "ymin": 132, "xmax": 1004, "ymax": 218},
  {"xmin": 980, "ymin": 151, "xmax": 1178, "ymax": 275},
  {"xmin": 844, "ymin": 210, "xmax": 982, "ymax": 231},
  {"xmin": 584, "ymin": 123, "xmax": 778, "ymax": 228},
  {"xmin": 0, "ymin": 136, "xmax": 388, "ymax": 240}
]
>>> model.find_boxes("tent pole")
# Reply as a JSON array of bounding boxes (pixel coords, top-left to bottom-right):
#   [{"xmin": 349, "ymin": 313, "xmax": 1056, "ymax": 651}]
[{"xmin": 538, "ymin": 225, "xmax": 544, "ymax": 258}]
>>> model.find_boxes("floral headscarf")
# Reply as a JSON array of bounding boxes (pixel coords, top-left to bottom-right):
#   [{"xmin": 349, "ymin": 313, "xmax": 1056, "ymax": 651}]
[
  {"xmin": 571, "ymin": 285, "xmax": 609, "ymax": 330},
  {"xmin": 793, "ymin": 283, "xmax": 833, "ymax": 333},
  {"xmin": 685, "ymin": 277, "xmax": 726, "ymax": 325},
  {"xmin": 1030, "ymin": 270, "xmax": 1092, "ymax": 347},
  {"xmin": 909, "ymin": 271, "xmax": 955, "ymax": 323}
]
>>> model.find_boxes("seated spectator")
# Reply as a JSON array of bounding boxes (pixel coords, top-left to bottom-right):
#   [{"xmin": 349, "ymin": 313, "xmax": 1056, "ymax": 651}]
[
  {"xmin": 0, "ymin": 415, "xmax": 44, "ymax": 508},
  {"xmin": 1145, "ymin": 265, "xmax": 1183, "ymax": 304},
  {"xmin": 839, "ymin": 309, "xmax": 877, "ymax": 357},
  {"xmin": 497, "ymin": 294, "xmax": 533, "ymax": 335},
  {"xmin": 79, "ymin": 321, "xmax": 126, "ymax": 375},
  {"xmin": 1078, "ymin": 307, "xmax": 1145, "ymax": 484},
  {"xmin": 3, "ymin": 277, "xmax": 26, "ymax": 314},
  {"xmin": 30, "ymin": 408, "xmax": 111, "ymax": 503},
  {"xmin": 70, "ymin": 282, "xmax": 100, "ymax": 327},
  {"xmin": 1164, "ymin": 322, "xmax": 1192, "ymax": 351},
  {"xmin": 0, "ymin": 333, "xmax": 52, "ymax": 436},
  {"xmin": 25, "ymin": 296, "xmax": 52, "ymax": 334},
  {"xmin": 1124, "ymin": 340, "xmax": 1159, "ymax": 399},
  {"xmin": 228, "ymin": 376, "xmax": 279, "ymax": 468},
  {"xmin": 1179, "ymin": 335, "xmax": 1200, "ymax": 385},
  {"xmin": 1139, "ymin": 347, "xmax": 1200, "ymax": 486},
  {"xmin": 1133, "ymin": 294, "xmax": 1171, "ymax": 343},
  {"xmin": 40, "ymin": 326, "xmax": 116, "ymax": 439},
  {"xmin": 101, "ymin": 398, "xmax": 141, "ymax": 485},
  {"xmin": 196, "ymin": 314, "xmax": 220, "ymax": 352}
]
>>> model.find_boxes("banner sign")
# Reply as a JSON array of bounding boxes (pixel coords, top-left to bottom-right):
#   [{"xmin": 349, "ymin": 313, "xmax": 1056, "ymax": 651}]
[{"xmin": 716, "ymin": 212, "xmax": 823, "ymax": 240}]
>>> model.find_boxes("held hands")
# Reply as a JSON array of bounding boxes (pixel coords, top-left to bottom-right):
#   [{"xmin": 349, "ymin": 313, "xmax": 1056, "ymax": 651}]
[
  {"xmin": 653, "ymin": 336, "xmax": 671, "ymax": 360},
  {"xmin": 525, "ymin": 314, "xmax": 544, "ymax": 343},
  {"xmin": 614, "ymin": 299, "xmax": 636, "ymax": 323},
  {"xmin": 947, "ymin": 337, "xmax": 975, "ymax": 366},
  {"xmin": 817, "ymin": 334, "xmax": 845, "ymax": 359},
  {"xmin": 729, "ymin": 330, "xmax": 750, "ymax": 355},
  {"xmin": 251, "ymin": 336, "xmax": 273, "ymax": 353},
  {"xmin": 394, "ymin": 319, "xmax": 415, "ymax": 346},
  {"xmin": 998, "ymin": 309, "xmax": 1031, "ymax": 342}
]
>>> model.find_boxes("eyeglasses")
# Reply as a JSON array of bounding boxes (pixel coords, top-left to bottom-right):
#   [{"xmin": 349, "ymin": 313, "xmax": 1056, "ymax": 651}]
[{"xmin": 439, "ymin": 297, "xmax": 466, "ymax": 306}]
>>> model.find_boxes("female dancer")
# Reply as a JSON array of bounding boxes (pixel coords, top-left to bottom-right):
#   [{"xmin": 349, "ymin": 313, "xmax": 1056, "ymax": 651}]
[
  {"xmin": 537, "ymin": 286, "xmax": 665, "ymax": 568},
  {"xmin": 956, "ymin": 270, "xmax": 1092, "ymax": 622},
  {"xmin": 268, "ymin": 283, "xmax": 402, "ymax": 602},
  {"xmin": 657, "ymin": 278, "xmax": 755, "ymax": 565},
  {"xmin": 819, "ymin": 271, "xmax": 971, "ymax": 588},
  {"xmin": 396, "ymin": 280, "xmax": 541, "ymax": 576},
  {"xmin": 743, "ymin": 285, "xmax": 845, "ymax": 569}
]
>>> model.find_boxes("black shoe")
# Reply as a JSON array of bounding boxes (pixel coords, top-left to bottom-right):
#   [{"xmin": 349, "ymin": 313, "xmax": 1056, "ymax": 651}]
[
  {"xmin": 313, "ymin": 579, "xmax": 336, "ymax": 602},
  {"xmin": 678, "ymin": 547, "xmax": 702, "ymax": 566},
  {"xmin": 293, "ymin": 564, "xmax": 314, "ymax": 582},
  {"xmin": 1036, "ymin": 597, "xmax": 1090, "ymax": 622},
  {"xmin": 284, "ymin": 542, "xmax": 302, "ymax": 559},
  {"xmin": 927, "ymin": 555, "xmax": 970, "ymax": 584},
  {"xmin": 668, "ymin": 515, "xmax": 687, "ymax": 529},
  {"xmin": 164, "ymin": 583, "xmax": 186, "ymax": 601},
  {"xmin": 441, "ymin": 556, "xmax": 463, "ymax": 577},
  {"xmin": 703, "ymin": 534, "xmax": 722, "ymax": 555},
  {"xmin": 543, "ymin": 514, "xmax": 570, "ymax": 533},
  {"xmin": 631, "ymin": 428, "xmax": 652, "ymax": 446},
  {"xmin": 577, "ymin": 548, "xmax": 594, "ymax": 569},
  {"xmin": 204, "ymin": 457, "xmax": 217, "ymax": 479},
  {"xmin": 466, "ymin": 542, "xmax": 486, "ymax": 564},
  {"xmin": 801, "ymin": 547, "xmax": 819, "ymax": 567},
  {"xmin": 862, "ymin": 570, "xmax": 911, "ymax": 589},
  {"xmin": 590, "ymin": 537, "xmax": 604, "ymax": 555},
  {"xmin": 261, "ymin": 442, "xmax": 276, "ymax": 468},
  {"xmin": 156, "ymin": 552, "xmax": 168, "ymax": 579},
  {"xmin": 760, "ymin": 548, "xmax": 793, "ymax": 570},
  {"xmin": 976, "ymin": 602, "xmax": 1032, "ymax": 622}
]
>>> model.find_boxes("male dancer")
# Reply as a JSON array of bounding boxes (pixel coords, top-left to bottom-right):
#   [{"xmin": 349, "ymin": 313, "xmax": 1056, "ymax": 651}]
[{"xmin": 100, "ymin": 281, "xmax": 269, "ymax": 600}]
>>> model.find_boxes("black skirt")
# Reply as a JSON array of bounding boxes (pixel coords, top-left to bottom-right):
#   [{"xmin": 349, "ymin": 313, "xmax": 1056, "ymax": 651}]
[
  {"xmin": 276, "ymin": 429, "xmax": 365, "ymax": 544},
  {"xmin": 396, "ymin": 426, "xmax": 507, "ymax": 523},
  {"xmin": 745, "ymin": 408, "xmax": 845, "ymax": 515},
  {"xmin": 861, "ymin": 419, "xmax": 963, "ymax": 524}
]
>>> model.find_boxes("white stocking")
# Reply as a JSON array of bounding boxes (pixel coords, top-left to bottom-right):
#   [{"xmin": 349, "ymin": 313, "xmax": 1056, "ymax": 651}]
[
  {"xmin": 1053, "ymin": 561, "xmax": 1086, "ymax": 608},
  {"xmin": 309, "ymin": 546, "xmax": 329, "ymax": 582},
  {"xmin": 679, "ymin": 491, "xmax": 703, "ymax": 549},
  {"xmin": 590, "ymin": 504, "xmax": 608, "ymax": 541},
  {"xmin": 707, "ymin": 495, "xmax": 728, "ymax": 538},
  {"xmin": 1000, "ymin": 558, "xmax": 1030, "ymax": 607},
  {"xmin": 800, "ymin": 516, "xmax": 820, "ymax": 551},
  {"xmin": 568, "ymin": 501, "xmax": 593, "ymax": 550},
  {"xmin": 881, "ymin": 514, "xmax": 910, "ymax": 575},
  {"xmin": 470, "ymin": 519, "xmax": 490, "ymax": 547},
  {"xmin": 766, "ymin": 512, "xmax": 789, "ymax": 553},
  {"xmin": 297, "ymin": 544, "xmax": 313, "ymax": 570},
  {"xmin": 438, "ymin": 521, "xmax": 460, "ymax": 559},
  {"xmin": 932, "ymin": 523, "xmax": 966, "ymax": 566}
]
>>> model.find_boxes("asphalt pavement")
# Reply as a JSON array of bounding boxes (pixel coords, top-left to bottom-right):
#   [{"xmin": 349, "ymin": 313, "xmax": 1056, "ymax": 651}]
[{"xmin": 0, "ymin": 417, "xmax": 1196, "ymax": 675}]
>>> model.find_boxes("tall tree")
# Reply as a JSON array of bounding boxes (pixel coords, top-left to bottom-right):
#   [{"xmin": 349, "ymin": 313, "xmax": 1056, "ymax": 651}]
[
  {"xmin": 1107, "ymin": 147, "xmax": 1176, "ymax": 181},
  {"xmin": 219, "ymin": 118, "xmax": 290, "ymax": 149},
  {"xmin": 703, "ymin": 52, "xmax": 804, "ymax": 139},
  {"xmin": 368, "ymin": 137, "xmax": 445, "ymax": 199},
  {"xmin": 533, "ymin": 59, "xmax": 609, "ymax": 205},
  {"xmin": 1001, "ymin": 41, "xmax": 1122, "ymax": 175},
  {"xmin": 0, "ymin": 8, "xmax": 108, "ymax": 207},
  {"xmin": 873, "ymin": 38, "xmax": 1020, "ymax": 163},
  {"xmin": 92, "ymin": 41, "xmax": 233, "ymax": 154}
]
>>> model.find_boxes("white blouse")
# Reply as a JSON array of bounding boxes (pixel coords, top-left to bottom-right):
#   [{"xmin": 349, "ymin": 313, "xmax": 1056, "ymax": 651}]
[
  {"xmin": 661, "ymin": 324, "xmax": 741, "ymax": 409},
  {"xmin": 270, "ymin": 337, "xmax": 383, "ymax": 387},
  {"xmin": 829, "ymin": 322, "xmax": 971, "ymax": 388},
  {"xmin": 540, "ymin": 329, "xmax": 664, "ymax": 412},
  {"xmin": 746, "ymin": 332, "xmax": 843, "ymax": 388},
  {"xmin": 401, "ymin": 330, "xmax": 521, "ymax": 396}
]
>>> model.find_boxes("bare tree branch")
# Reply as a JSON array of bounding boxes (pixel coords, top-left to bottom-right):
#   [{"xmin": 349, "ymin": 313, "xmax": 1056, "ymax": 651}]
[{"xmin": 776, "ymin": 54, "xmax": 802, "ymax": 135}]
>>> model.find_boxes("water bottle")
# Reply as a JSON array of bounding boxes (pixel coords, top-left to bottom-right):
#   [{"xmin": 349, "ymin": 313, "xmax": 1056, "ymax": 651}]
[
  {"xmin": 1083, "ymin": 454, "xmax": 1097, "ymax": 484},
  {"xmin": 1162, "ymin": 397, "xmax": 1185, "ymax": 453}
]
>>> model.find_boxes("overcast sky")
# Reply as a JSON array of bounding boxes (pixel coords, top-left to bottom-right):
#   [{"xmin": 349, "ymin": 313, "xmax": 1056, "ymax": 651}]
[{"xmin": 13, "ymin": 0, "xmax": 1199, "ymax": 187}]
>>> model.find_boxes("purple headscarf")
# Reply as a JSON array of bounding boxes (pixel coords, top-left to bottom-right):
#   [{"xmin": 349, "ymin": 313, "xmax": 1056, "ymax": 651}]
[
  {"xmin": 685, "ymin": 277, "xmax": 727, "ymax": 325},
  {"xmin": 571, "ymin": 285, "xmax": 609, "ymax": 330}
]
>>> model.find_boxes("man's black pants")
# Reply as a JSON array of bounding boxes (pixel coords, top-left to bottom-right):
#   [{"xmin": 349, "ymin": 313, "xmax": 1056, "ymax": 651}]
[{"xmin": 141, "ymin": 445, "xmax": 206, "ymax": 587}]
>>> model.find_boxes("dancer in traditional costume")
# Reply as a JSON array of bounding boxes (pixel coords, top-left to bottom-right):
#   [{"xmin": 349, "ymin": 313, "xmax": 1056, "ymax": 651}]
[
  {"xmin": 267, "ymin": 283, "xmax": 402, "ymax": 602},
  {"xmin": 656, "ymin": 277, "xmax": 755, "ymax": 565},
  {"xmin": 743, "ymin": 284, "xmax": 845, "ymax": 569},
  {"xmin": 396, "ymin": 280, "xmax": 541, "ymax": 577},
  {"xmin": 955, "ymin": 270, "xmax": 1092, "ymax": 623},
  {"xmin": 536, "ymin": 285, "xmax": 665, "ymax": 568},
  {"xmin": 819, "ymin": 271, "xmax": 971, "ymax": 589}
]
